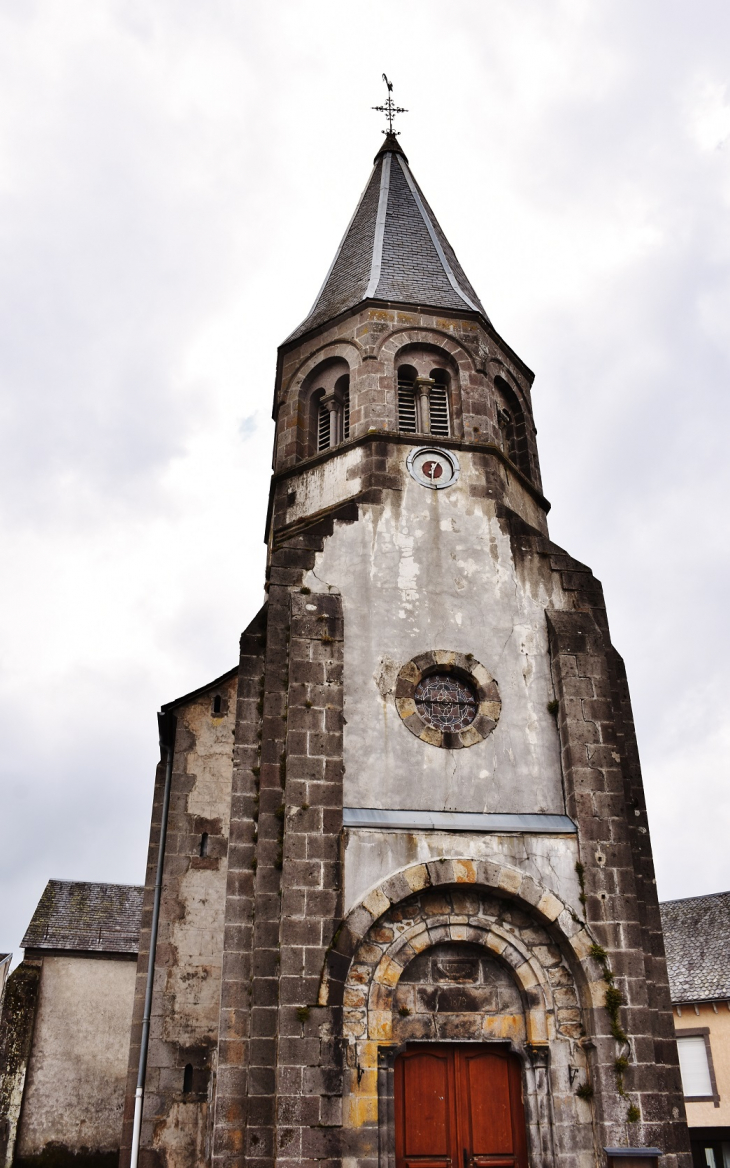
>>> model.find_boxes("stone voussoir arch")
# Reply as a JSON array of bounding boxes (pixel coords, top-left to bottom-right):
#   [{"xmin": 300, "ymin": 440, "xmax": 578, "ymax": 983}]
[
  {"xmin": 320, "ymin": 856, "xmax": 604, "ymax": 1018},
  {"xmin": 376, "ymin": 327, "xmax": 477, "ymax": 375},
  {"xmin": 281, "ymin": 337, "xmax": 364, "ymax": 400},
  {"xmin": 486, "ymin": 358, "xmax": 532, "ymax": 412},
  {"xmin": 353, "ymin": 915, "xmax": 556, "ymax": 1047}
]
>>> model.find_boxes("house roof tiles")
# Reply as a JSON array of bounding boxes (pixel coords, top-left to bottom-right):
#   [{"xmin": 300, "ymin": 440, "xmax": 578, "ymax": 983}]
[
  {"xmin": 22, "ymin": 879, "xmax": 144, "ymax": 955},
  {"xmin": 660, "ymin": 890, "xmax": 730, "ymax": 1003}
]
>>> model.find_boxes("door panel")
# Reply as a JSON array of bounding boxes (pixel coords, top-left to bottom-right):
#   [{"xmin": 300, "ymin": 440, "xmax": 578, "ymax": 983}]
[
  {"xmin": 395, "ymin": 1049, "xmax": 456, "ymax": 1168},
  {"xmin": 460, "ymin": 1049, "xmax": 513, "ymax": 1157},
  {"xmin": 395, "ymin": 1046, "xmax": 527, "ymax": 1168}
]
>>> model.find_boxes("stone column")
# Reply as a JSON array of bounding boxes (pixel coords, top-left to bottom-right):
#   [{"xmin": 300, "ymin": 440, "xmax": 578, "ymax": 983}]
[
  {"xmin": 322, "ymin": 393, "xmax": 342, "ymax": 447},
  {"xmin": 415, "ymin": 376, "xmax": 434, "ymax": 434}
]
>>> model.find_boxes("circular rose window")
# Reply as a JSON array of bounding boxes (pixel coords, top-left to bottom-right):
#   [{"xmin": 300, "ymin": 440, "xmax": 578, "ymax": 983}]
[
  {"xmin": 414, "ymin": 673, "xmax": 478, "ymax": 732},
  {"xmin": 395, "ymin": 652, "xmax": 501, "ymax": 750}
]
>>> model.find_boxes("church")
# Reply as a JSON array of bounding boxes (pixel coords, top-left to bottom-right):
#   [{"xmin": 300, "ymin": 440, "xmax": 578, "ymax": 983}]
[{"xmin": 2, "ymin": 123, "xmax": 692, "ymax": 1168}]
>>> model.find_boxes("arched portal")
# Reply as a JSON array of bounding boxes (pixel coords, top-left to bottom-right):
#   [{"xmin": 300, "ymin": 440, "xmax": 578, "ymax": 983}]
[{"xmin": 338, "ymin": 881, "xmax": 597, "ymax": 1168}]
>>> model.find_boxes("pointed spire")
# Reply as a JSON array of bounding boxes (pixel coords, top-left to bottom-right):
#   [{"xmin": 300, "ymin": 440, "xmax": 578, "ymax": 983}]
[{"xmin": 286, "ymin": 138, "xmax": 489, "ymax": 343}]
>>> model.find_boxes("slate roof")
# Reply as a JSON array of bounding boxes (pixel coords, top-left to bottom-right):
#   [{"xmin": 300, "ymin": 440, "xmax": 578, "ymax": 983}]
[
  {"xmin": 659, "ymin": 891, "xmax": 730, "ymax": 1003},
  {"xmin": 22, "ymin": 879, "xmax": 144, "ymax": 955},
  {"xmin": 286, "ymin": 134, "xmax": 488, "ymax": 342}
]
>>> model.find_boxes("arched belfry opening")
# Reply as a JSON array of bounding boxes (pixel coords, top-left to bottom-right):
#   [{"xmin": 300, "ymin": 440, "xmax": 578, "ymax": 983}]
[
  {"xmin": 299, "ymin": 358, "xmax": 351, "ymax": 458},
  {"xmin": 494, "ymin": 375, "xmax": 531, "ymax": 479},
  {"xmin": 395, "ymin": 344, "xmax": 457, "ymax": 438}
]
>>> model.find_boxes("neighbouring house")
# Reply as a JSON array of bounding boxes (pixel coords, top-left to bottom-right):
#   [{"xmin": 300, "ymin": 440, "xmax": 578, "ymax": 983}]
[
  {"xmin": 0, "ymin": 880, "xmax": 143, "ymax": 1168},
  {"xmin": 661, "ymin": 892, "xmax": 730, "ymax": 1168}
]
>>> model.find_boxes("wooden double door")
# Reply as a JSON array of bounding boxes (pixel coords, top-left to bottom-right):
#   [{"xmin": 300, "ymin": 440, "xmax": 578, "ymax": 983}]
[{"xmin": 394, "ymin": 1045, "xmax": 528, "ymax": 1168}]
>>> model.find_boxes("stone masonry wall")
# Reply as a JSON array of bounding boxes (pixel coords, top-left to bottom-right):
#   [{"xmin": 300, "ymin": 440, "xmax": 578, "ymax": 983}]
[
  {"xmin": 0, "ymin": 960, "xmax": 41, "ymax": 1168},
  {"xmin": 272, "ymin": 306, "xmax": 542, "ymax": 494},
  {"xmin": 120, "ymin": 670, "xmax": 239, "ymax": 1168},
  {"xmin": 336, "ymin": 883, "xmax": 594, "ymax": 1168},
  {"xmin": 211, "ymin": 607, "xmax": 267, "ymax": 1168},
  {"xmin": 212, "ymin": 518, "xmax": 349, "ymax": 1168}
]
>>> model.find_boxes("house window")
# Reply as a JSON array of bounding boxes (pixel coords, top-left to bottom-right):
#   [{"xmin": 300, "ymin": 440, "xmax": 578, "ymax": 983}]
[{"xmin": 676, "ymin": 1030, "xmax": 718, "ymax": 1102}]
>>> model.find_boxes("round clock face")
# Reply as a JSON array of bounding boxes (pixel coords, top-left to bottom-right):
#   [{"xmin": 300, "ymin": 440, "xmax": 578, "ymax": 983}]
[{"xmin": 406, "ymin": 446, "xmax": 460, "ymax": 490}]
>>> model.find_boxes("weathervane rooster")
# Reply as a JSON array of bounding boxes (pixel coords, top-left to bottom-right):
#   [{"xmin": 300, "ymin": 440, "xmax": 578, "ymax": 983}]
[{"xmin": 372, "ymin": 73, "xmax": 407, "ymax": 135}]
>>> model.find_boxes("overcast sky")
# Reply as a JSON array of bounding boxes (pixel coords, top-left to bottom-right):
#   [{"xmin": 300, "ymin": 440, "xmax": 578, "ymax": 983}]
[{"xmin": 2, "ymin": 0, "xmax": 729, "ymax": 961}]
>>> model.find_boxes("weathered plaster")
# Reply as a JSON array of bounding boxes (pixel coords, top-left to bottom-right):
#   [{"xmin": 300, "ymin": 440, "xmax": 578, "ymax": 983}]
[
  {"xmin": 283, "ymin": 445, "xmax": 363, "ymax": 526},
  {"xmin": 16, "ymin": 956, "xmax": 135, "ymax": 1159},
  {"xmin": 159, "ymin": 687, "xmax": 234, "ymax": 1048},
  {"xmin": 343, "ymin": 829, "xmax": 582, "ymax": 916},
  {"xmin": 303, "ymin": 448, "xmax": 564, "ymax": 815},
  {"xmin": 184, "ymin": 695, "xmax": 237, "ymax": 825}
]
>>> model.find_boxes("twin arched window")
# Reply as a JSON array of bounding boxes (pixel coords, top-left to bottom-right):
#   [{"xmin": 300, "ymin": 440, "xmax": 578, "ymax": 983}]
[
  {"xmin": 301, "ymin": 358, "xmax": 530, "ymax": 479},
  {"xmin": 397, "ymin": 365, "xmax": 450, "ymax": 437}
]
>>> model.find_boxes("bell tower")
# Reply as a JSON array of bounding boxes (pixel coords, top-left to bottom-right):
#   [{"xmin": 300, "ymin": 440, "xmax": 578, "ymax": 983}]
[
  {"xmin": 122, "ymin": 127, "xmax": 692, "ymax": 1168},
  {"xmin": 213, "ymin": 128, "xmax": 690, "ymax": 1168}
]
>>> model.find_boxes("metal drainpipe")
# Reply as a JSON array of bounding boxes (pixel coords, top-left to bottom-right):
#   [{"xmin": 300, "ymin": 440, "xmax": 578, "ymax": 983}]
[{"xmin": 130, "ymin": 709, "xmax": 177, "ymax": 1168}]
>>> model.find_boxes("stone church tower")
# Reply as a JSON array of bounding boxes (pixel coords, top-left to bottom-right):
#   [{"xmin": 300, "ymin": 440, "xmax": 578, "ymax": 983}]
[{"xmin": 120, "ymin": 133, "xmax": 691, "ymax": 1168}]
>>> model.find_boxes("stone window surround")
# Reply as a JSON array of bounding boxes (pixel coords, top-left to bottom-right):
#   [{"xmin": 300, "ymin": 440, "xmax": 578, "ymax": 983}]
[
  {"xmin": 395, "ymin": 343, "xmax": 457, "ymax": 437},
  {"xmin": 394, "ymin": 650, "xmax": 501, "ymax": 749},
  {"xmin": 676, "ymin": 1027, "xmax": 721, "ymax": 1106}
]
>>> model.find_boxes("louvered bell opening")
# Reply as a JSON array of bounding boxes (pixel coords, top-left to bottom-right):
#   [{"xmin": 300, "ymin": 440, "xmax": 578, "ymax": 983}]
[
  {"xmin": 342, "ymin": 389, "xmax": 350, "ymax": 440},
  {"xmin": 317, "ymin": 403, "xmax": 331, "ymax": 452},
  {"xmin": 398, "ymin": 382, "xmax": 418, "ymax": 433},
  {"xmin": 429, "ymin": 386, "xmax": 450, "ymax": 437}
]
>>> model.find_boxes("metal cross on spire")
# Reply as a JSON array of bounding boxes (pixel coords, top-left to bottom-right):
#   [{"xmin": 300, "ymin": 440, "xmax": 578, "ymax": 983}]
[{"xmin": 372, "ymin": 74, "xmax": 407, "ymax": 135}]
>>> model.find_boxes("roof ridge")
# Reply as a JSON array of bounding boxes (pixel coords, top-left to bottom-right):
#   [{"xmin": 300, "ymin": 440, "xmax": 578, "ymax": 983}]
[
  {"xmin": 660, "ymin": 890, "xmax": 730, "ymax": 906},
  {"xmin": 45, "ymin": 878, "xmax": 144, "ymax": 888},
  {"xmin": 364, "ymin": 152, "xmax": 391, "ymax": 299}
]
